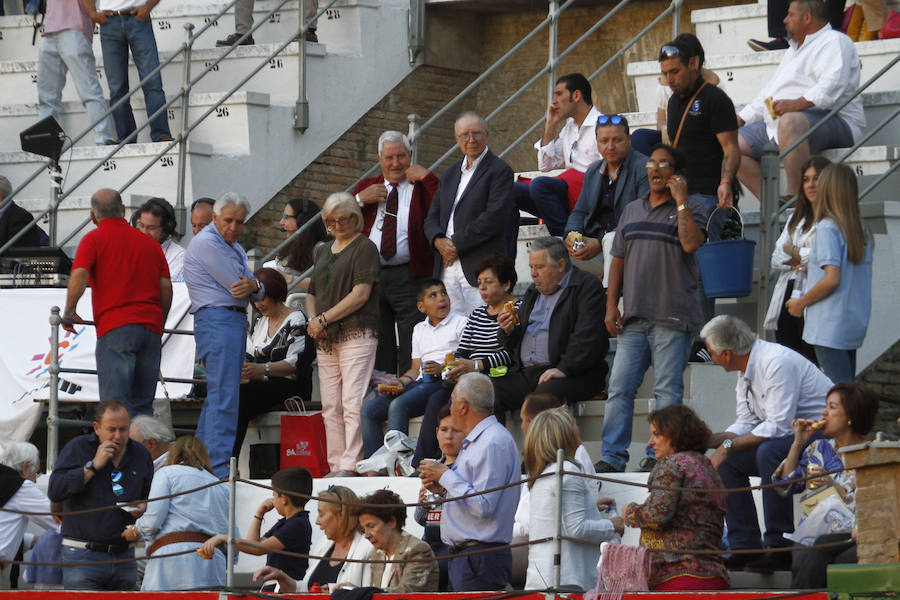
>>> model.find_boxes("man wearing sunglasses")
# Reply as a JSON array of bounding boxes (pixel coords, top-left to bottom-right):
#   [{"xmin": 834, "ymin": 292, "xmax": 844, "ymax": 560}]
[
  {"xmin": 49, "ymin": 399, "xmax": 154, "ymax": 590},
  {"xmin": 512, "ymin": 73, "xmax": 604, "ymax": 238}
]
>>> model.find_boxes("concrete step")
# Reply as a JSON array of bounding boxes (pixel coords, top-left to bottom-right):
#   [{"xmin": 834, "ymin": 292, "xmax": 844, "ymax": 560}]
[
  {"xmin": 0, "ymin": 0, "xmax": 366, "ymax": 62},
  {"xmin": 627, "ymin": 38, "xmax": 900, "ymax": 113}
]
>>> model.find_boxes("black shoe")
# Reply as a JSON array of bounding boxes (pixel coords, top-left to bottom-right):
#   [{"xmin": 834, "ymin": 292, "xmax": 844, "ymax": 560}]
[
  {"xmin": 747, "ymin": 37, "xmax": 789, "ymax": 52},
  {"xmin": 723, "ymin": 552, "xmax": 760, "ymax": 570},
  {"xmin": 689, "ymin": 340, "xmax": 713, "ymax": 363},
  {"xmin": 637, "ymin": 457, "xmax": 657, "ymax": 472},
  {"xmin": 594, "ymin": 460, "xmax": 621, "ymax": 473},
  {"xmin": 216, "ymin": 32, "xmax": 255, "ymax": 47},
  {"xmin": 305, "ymin": 28, "xmax": 318, "ymax": 43},
  {"xmin": 744, "ymin": 551, "xmax": 792, "ymax": 574}
]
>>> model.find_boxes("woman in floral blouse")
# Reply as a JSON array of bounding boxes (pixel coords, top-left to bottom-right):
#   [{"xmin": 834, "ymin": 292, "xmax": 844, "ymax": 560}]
[{"xmin": 623, "ymin": 404, "xmax": 729, "ymax": 590}]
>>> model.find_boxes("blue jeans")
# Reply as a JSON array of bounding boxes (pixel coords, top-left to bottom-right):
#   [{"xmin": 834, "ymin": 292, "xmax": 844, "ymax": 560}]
[
  {"xmin": 512, "ymin": 177, "xmax": 570, "ymax": 237},
  {"xmin": 361, "ymin": 380, "xmax": 443, "ymax": 457},
  {"xmin": 61, "ymin": 546, "xmax": 136, "ymax": 590},
  {"xmin": 194, "ymin": 307, "xmax": 247, "ymax": 477},
  {"xmin": 99, "ymin": 15, "xmax": 171, "ymax": 142},
  {"xmin": 719, "ymin": 432, "xmax": 823, "ymax": 549},
  {"xmin": 814, "ymin": 346, "xmax": 856, "ymax": 384},
  {"xmin": 448, "ymin": 544, "xmax": 511, "ymax": 591},
  {"xmin": 600, "ymin": 318, "xmax": 693, "ymax": 470},
  {"xmin": 95, "ymin": 323, "xmax": 160, "ymax": 417}
]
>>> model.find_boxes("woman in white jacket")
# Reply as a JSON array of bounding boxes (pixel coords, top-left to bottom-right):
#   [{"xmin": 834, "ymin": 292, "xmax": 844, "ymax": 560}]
[
  {"xmin": 523, "ymin": 408, "xmax": 624, "ymax": 591},
  {"xmin": 763, "ymin": 155, "xmax": 830, "ymax": 364},
  {"xmin": 253, "ymin": 486, "xmax": 373, "ymax": 592}
]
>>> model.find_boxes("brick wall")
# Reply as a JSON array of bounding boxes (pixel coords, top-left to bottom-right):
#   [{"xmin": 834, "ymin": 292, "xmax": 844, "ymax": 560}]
[{"xmin": 857, "ymin": 339, "xmax": 900, "ymax": 437}]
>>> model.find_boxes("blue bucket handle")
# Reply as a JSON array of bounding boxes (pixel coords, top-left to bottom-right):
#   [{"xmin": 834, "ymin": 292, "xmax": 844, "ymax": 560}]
[{"xmin": 706, "ymin": 206, "xmax": 744, "ymax": 239}]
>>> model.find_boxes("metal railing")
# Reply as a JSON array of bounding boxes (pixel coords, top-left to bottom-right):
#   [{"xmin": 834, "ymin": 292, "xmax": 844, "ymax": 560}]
[
  {"xmin": 0, "ymin": 0, "xmax": 339, "ymax": 255},
  {"xmin": 755, "ymin": 52, "xmax": 900, "ymax": 333}
]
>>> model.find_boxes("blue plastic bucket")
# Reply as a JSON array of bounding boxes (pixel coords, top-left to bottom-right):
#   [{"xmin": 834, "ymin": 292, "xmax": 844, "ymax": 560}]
[{"xmin": 696, "ymin": 208, "xmax": 756, "ymax": 298}]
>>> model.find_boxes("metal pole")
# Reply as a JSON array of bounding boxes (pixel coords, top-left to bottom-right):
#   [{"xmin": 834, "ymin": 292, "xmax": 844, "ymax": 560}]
[
  {"xmin": 294, "ymin": 0, "xmax": 310, "ymax": 131},
  {"xmin": 407, "ymin": 113, "xmax": 421, "ymax": 164},
  {"xmin": 552, "ymin": 447, "xmax": 564, "ymax": 590},
  {"xmin": 175, "ymin": 23, "xmax": 195, "ymax": 238},
  {"xmin": 672, "ymin": 0, "xmax": 682, "ymax": 37},
  {"xmin": 226, "ymin": 456, "xmax": 237, "ymax": 589},
  {"xmin": 48, "ymin": 161, "xmax": 62, "ymax": 246},
  {"xmin": 547, "ymin": 1, "xmax": 559, "ymax": 104},
  {"xmin": 757, "ymin": 143, "xmax": 779, "ymax": 335},
  {"xmin": 47, "ymin": 307, "xmax": 62, "ymax": 471}
]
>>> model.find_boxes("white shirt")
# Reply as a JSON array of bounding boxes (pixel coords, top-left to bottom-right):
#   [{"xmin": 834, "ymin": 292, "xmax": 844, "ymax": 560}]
[
  {"xmin": 161, "ymin": 238, "xmax": 185, "ymax": 283},
  {"xmin": 738, "ymin": 25, "xmax": 865, "ymax": 144},
  {"xmin": 0, "ymin": 480, "xmax": 57, "ymax": 562},
  {"xmin": 410, "ymin": 312, "xmax": 467, "ymax": 379},
  {"xmin": 726, "ymin": 339, "xmax": 833, "ymax": 439},
  {"xmin": 152, "ymin": 450, "xmax": 169, "ymax": 472},
  {"xmin": 447, "ymin": 146, "xmax": 489, "ymax": 239},
  {"xmin": 366, "ymin": 179, "xmax": 412, "ymax": 266},
  {"xmin": 534, "ymin": 106, "xmax": 604, "ymax": 173}
]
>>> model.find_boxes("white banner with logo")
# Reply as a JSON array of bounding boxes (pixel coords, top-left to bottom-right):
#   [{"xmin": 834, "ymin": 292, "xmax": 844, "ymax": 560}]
[{"xmin": 0, "ymin": 284, "xmax": 196, "ymax": 441}]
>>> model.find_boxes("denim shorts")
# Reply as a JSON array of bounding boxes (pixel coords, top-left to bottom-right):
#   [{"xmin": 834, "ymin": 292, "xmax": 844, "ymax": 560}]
[{"xmin": 740, "ymin": 108, "xmax": 853, "ymax": 159}]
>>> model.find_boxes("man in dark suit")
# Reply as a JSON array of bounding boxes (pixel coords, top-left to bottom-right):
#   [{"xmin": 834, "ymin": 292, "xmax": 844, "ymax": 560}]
[
  {"xmin": 424, "ymin": 112, "xmax": 515, "ymax": 317},
  {"xmin": 352, "ymin": 130, "xmax": 439, "ymax": 375},
  {"xmin": 495, "ymin": 236, "xmax": 608, "ymax": 417},
  {"xmin": 0, "ymin": 176, "xmax": 46, "ymax": 249}
]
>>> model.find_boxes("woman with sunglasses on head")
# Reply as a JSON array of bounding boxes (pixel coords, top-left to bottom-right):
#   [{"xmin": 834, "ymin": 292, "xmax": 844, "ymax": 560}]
[
  {"xmin": 763, "ymin": 155, "xmax": 830, "ymax": 364},
  {"xmin": 306, "ymin": 192, "xmax": 381, "ymax": 477},
  {"xmin": 785, "ymin": 163, "xmax": 873, "ymax": 383},
  {"xmin": 121, "ymin": 436, "xmax": 229, "ymax": 590},
  {"xmin": 265, "ymin": 198, "xmax": 329, "ymax": 291}
]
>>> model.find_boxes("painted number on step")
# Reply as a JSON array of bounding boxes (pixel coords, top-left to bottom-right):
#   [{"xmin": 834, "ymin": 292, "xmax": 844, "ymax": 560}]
[
  {"xmin": 204, "ymin": 61, "xmax": 219, "ymax": 72},
  {"xmin": 94, "ymin": 25, "xmax": 99, "ymax": 34},
  {"xmin": 160, "ymin": 156, "xmax": 174, "ymax": 167},
  {"xmin": 269, "ymin": 58, "xmax": 283, "ymax": 69},
  {"xmin": 855, "ymin": 165, "xmax": 864, "ymax": 176},
  {"xmin": 726, "ymin": 71, "xmax": 733, "ymax": 82},
  {"xmin": 0, "ymin": 31, "xmax": 4, "ymax": 41},
  {"xmin": 167, "ymin": 108, "xmax": 175, "ymax": 120},
  {"xmin": 103, "ymin": 160, "xmax": 117, "ymax": 171},
  {"xmin": 326, "ymin": 9, "xmax": 341, "ymax": 19},
  {"xmin": 157, "ymin": 20, "xmax": 171, "ymax": 30},
  {"xmin": 269, "ymin": 12, "xmax": 281, "ymax": 24},
  {"xmin": 216, "ymin": 106, "xmax": 230, "ymax": 118},
  {"xmin": 31, "ymin": 73, "xmax": 37, "ymax": 84},
  {"xmin": 204, "ymin": 17, "xmax": 219, "ymax": 27},
  {"xmin": 96, "ymin": 68, "xmax": 103, "ymax": 80}
]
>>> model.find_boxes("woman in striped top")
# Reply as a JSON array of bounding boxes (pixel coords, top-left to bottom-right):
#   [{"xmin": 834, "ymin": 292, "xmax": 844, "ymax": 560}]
[{"xmin": 412, "ymin": 254, "xmax": 520, "ymax": 464}]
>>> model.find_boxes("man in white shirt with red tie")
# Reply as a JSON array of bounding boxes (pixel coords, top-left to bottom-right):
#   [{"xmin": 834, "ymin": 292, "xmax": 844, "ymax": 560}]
[{"xmin": 352, "ymin": 131, "xmax": 439, "ymax": 376}]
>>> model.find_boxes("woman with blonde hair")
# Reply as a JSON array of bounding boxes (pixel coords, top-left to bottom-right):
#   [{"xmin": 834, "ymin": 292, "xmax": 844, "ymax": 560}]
[
  {"xmin": 786, "ymin": 163, "xmax": 872, "ymax": 383},
  {"xmin": 306, "ymin": 192, "xmax": 381, "ymax": 476},
  {"xmin": 523, "ymin": 408, "xmax": 622, "ymax": 591},
  {"xmin": 122, "ymin": 436, "xmax": 229, "ymax": 590}
]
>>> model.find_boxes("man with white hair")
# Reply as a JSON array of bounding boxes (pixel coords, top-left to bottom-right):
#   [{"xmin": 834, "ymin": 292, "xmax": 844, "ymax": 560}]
[
  {"xmin": 0, "ymin": 442, "xmax": 58, "ymax": 589},
  {"xmin": 702, "ymin": 315, "xmax": 832, "ymax": 573},
  {"xmin": 129, "ymin": 415, "xmax": 175, "ymax": 471},
  {"xmin": 418, "ymin": 373, "xmax": 519, "ymax": 591},
  {"xmin": 184, "ymin": 192, "xmax": 265, "ymax": 477},
  {"xmin": 63, "ymin": 188, "xmax": 172, "ymax": 417},
  {"xmin": 352, "ymin": 130, "xmax": 438, "ymax": 375}
]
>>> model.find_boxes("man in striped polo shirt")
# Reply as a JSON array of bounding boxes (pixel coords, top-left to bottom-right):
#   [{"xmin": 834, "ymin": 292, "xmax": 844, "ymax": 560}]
[{"xmin": 597, "ymin": 144, "xmax": 707, "ymax": 473}]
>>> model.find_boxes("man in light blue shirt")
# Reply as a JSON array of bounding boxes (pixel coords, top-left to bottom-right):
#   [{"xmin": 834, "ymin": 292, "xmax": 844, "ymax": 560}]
[
  {"xmin": 184, "ymin": 192, "xmax": 264, "ymax": 477},
  {"xmin": 418, "ymin": 372, "xmax": 519, "ymax": 591}
]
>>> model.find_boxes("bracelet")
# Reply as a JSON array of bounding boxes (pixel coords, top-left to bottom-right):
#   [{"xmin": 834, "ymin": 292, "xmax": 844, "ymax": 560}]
[
  {"xmin": 719, "ymin": 180, "xmax": 731, "ymax": 187},
  {"xmin": 253, "ymin": 514, "xmax": 263, "ymax": 520},
  {"xmin": 317, "ymin": 312, "xmax": 328, "ymax": 328}
]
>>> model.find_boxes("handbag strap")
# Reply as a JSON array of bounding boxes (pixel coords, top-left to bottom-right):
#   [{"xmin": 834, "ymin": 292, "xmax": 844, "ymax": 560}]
[{"xmin": 672, "ymin": 79, "xmax": 709, "ymax": 149}]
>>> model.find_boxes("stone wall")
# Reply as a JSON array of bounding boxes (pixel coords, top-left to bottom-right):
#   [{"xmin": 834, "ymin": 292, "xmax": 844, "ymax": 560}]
[{"xmin": 858, "ymin": 339, "xmax": 900, "ymax": 437}]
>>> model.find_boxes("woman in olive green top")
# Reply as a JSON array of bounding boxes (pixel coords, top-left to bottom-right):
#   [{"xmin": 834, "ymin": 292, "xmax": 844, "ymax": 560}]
[{"xmin": 306, "ymin": 192, "xmax": 380, "ymax": 476}]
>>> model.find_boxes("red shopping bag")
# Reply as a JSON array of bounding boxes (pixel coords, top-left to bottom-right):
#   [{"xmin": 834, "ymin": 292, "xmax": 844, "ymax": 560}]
[{"xmin": 280, "ymin": 397, "xmax": 330, "ymax": 477}]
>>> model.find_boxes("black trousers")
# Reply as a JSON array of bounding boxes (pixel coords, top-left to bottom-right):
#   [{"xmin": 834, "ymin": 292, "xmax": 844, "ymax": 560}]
[
  {"xmin": 492, "ymin": 364, "xmax": 606, "ymax": 420},
  {"xmin": 768, "ymin": 0, "xmax": 846, "ymax": 38},
  {"xmin": 775, "ymin": 280, "xmax": 818, "ymax": 365},
  {"xmin": 791, "ymin": 532, "xmax": 857, "ymax": 588},
  {"xmin": 374, "ymin": 264, "xmax": 425, "ymax": 376},
  {"xmin": 232, "ymin": 377, "xmax": 308, "ymax": 458}
]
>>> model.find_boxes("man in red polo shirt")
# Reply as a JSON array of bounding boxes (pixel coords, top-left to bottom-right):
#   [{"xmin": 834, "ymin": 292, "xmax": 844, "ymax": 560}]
[{"xmin": 63, "ymin": 188, "xmax": 172, "ymax": 416}]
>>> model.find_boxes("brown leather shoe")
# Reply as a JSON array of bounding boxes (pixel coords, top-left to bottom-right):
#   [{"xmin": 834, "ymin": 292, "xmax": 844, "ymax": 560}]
[{"xmin": 216, "ymin": 32, "xmax": 255, "ymax": 47}]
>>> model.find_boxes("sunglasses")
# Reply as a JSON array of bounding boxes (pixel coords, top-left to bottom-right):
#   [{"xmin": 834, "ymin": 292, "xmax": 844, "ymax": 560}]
[
  {"xmin": 645, "ymin": 161, "xmax": 674, "ymax": 169},
  {"xmin": 597, "ymin": 114, "xmax": 626, "ymax": 127},
  {"xmin": 658, "ymin": 44, "xmax": 685, "ymax": 61},
  {"xmin": 111, "ymin": 470, "xmax": 124, "ymax": 496},
  {"xmin": 281, "ymin": 213, "xmax": 297, "ymax": 221}
]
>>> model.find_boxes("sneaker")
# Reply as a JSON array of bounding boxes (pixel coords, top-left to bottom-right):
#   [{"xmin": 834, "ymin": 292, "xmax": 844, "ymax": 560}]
[
  {"xmin": 638, "ymin": 457, "xmax": 657, "ymax": 472},
  {"xmin": 747, "ymin": 37, "xmax": 789, "ymax": 52},
  {"xmin": 594, "ymin": 460, "xmax": 621, "ymax": 473},
  {"xmin": 744, "ymin": 551, "xmax": 792, "ymax": 574},
  {"xmin": 216, "ymin": 32, "xmax": 255, "ymax": 47},
  {"xmin": 689, "ymin": 340, "xmax": 713, "ymax": 363}
]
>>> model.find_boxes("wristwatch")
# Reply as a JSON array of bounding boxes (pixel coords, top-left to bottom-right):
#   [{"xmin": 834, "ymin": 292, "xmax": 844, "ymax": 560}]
[
  {"xmin": 85, "ymin": 460, "xmax": 98, "ymax": 473},
  {"xmin": 721, "ymin": 439, "xmax": 734, "ymax": 453}
]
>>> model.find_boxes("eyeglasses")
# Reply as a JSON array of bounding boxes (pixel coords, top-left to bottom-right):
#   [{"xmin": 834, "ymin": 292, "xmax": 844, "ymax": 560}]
[
  {"xmin": 281, "ymin": 213, "xmax": 297, "ymax": 221},
  {"xmin": 658, "ymin": 44, "xmax": 685, "ymax": 61},
  {"xmin": 136, "ymin": 222, "xmax": 162, "ymax": 232},
  {"xmin": 325, "ymin": 215, "xmax": 352, "ymax": 227},
  {"xmin": 111, "ymin": 471, "xmax": 124, "ymax": 496},
  {"xmin": 645, "ymin": 161, "xmax": 674, "ymax": 169},
  {"xmin": 455, "ymin": 131, "xmax": 486, "ymax": 141},
  {"xmin": 596, "ymin": 114, "xmax": 626, "ymax": 127}
]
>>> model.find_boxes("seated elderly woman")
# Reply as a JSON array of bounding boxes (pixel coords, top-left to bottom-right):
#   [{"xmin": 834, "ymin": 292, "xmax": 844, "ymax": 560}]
[
  {"xmin": 0, "ymin": 442, "xmax": 57, "ymax": 588},
  {"xmin": 524, "ymin": 407, "xmax": 623, "ymax": 591},
  {"xmin": 772, "ymin": 383, "xmax": 880, "ymax": 589},
  {"xmin": 265, "ymin": 197, "xmax": 329, "ymax": 290},
  {"xmin": 623, "ymin": 405, "xmax": 729, "ymax": 591},
  {"xmin": 232, "ymin": 267, "xmax": 313, "ymax": 459},
  {"xmin": 122, "ymin": 436, "xmax": 229, "ymax": 590}
]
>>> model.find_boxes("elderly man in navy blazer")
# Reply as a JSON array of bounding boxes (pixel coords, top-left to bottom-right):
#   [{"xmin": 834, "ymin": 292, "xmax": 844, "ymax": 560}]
[{"xmin": 423, "ymin": 112, "xmax": 515, "ymax": 317}]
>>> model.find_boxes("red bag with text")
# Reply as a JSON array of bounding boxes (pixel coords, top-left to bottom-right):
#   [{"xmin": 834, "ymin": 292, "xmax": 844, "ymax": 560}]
[{"xmin": 280, "ymin": 398, "xmax": 329, "ymax": 477}]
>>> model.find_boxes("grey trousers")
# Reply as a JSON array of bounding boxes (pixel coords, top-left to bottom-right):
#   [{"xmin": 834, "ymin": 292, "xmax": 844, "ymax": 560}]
[{"xmin": 236, "ymin": 0, "xmax": 319, "ymax": 34}]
